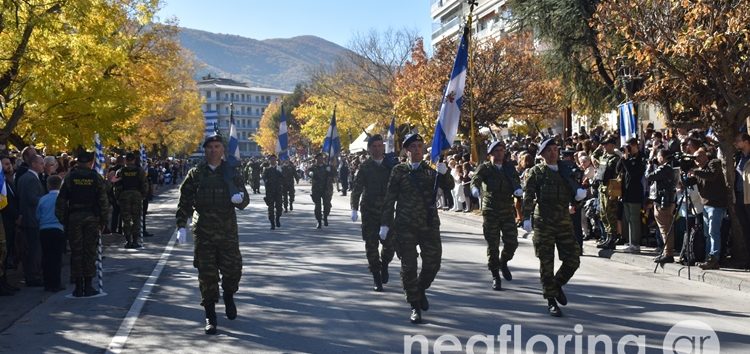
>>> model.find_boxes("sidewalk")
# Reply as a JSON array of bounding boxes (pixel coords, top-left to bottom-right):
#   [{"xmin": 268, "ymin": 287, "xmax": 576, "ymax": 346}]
[{"xmin": 437, "ymin": 208, "xmax": 750, "ymax": 294}]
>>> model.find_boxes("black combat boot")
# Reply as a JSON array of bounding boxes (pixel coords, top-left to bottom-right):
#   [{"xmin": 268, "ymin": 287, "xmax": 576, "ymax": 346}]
[
  {"xmin": 204, "ymin": 303, "xmax": 217, "ymax": 334},
  {"xmin": 491, "ymin": 269, "xmax": 502, "ymax": 291},
  {"xmin": 73, "ymin": 277, "xmax": 84, "ymax": 297},
  {"xmin": 381, "ymin": 262, "xmax": 389, "ymax": 284},
  {"xmin": 555, "ymin": 285, "xmax": 568, "ymax": 306},
  {"xmin": 323, "ymin": 217, "xmax": 328, "ymax": 227},
  {"xmin": 409, "ymin": 302, "xmax": 422, "ymax": 324},
  {"xmin": 275, "ymin": 216, "xmax": 281, "ymax": 228},
  {"xmin": 83, "ymin": 277, "xmax": 100, "ymax": 297},
  {"xmin": 372, "ymin": 271, "xmax": 383, "ymax": 292},
  {"xmin": 547, "ymin": 298, "xmax": 562, "ymax": 317},
  {"xmin": 289, "ymin": 203, "xmax": 293, "ymax": 211},
  {"xmin": 596, "ymin": 235, "xmax": 612, "ymax": 248},
  {"xmin": 499, "ymin": 261, "xmax": 512, "ymax": 281},
  {"xmin": 316, "ymin": 220, "xmax": 322, "ymax": 229},
  {"xmin": 223, "ymin": 292, "xmax": 237, "ymax": 320},
  {"xmin": 419, "ymin": 289, "xmax": 429, "ymax": 311}
]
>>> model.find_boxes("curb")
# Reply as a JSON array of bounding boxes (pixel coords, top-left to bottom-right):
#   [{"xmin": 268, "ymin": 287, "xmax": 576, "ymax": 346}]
[{"xmin": 438, "ymin": 209, "xmax": 750, "ymax": 294}]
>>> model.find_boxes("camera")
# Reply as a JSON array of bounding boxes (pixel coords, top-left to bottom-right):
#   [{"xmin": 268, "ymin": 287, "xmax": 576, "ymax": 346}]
[{"xmin": 672, "ymin": 152, "xmax": 696, "ymax": 171}]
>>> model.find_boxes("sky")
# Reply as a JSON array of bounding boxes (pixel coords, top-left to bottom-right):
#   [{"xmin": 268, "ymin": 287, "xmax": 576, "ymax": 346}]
[{"xmin": 157, "ymin": 0, "xmax": 433, "ymax": 49}]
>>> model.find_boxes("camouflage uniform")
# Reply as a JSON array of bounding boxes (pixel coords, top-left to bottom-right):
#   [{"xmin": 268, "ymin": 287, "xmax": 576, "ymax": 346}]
[
  {"xmin": 114, "ymin": 164, "xmax": 148, "ymax": 245},
  {"xmin": 523, "ymin": 164, "xmax": 581, "ymax": 299},
  {"xmin": 249, "ymin": 161, "xmax": 262, "ymax": 194},
  {"xmin": 308, "ymin": 164, "xmax": 334, "ymax": 223},
  {"xmin": 262, "ymin": 164, "xmax": 284, "ymax": 226},
  {"xmin": 176, "ymin": 161, "xmax": 250, "ymax": 306},
  {"xmin": 594, "ymin": 149, "xmax": 621, "ymax": 239},
  {"xmin": 351, "ymin": 158, "xmax": 395, "ymax": 278},
  {"xmin": 381, "ymin": 161, "xmax": 454, "ymax": 303},
  {"xmin": 471, "ymin": 161, "xmax": 521, "ymax": 272},
  {"xmin": 56, "ymin": 166, "xmax": 110, "ymax": 279},
  {"xmin": 281, "ymin": 163, "xmax": 298, "ymax": 212}
]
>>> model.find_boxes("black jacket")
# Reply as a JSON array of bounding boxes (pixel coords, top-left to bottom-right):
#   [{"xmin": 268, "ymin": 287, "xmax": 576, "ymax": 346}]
[{"xmin": 618, "ymin": 151, "xmax": 646, "ymax": 203}]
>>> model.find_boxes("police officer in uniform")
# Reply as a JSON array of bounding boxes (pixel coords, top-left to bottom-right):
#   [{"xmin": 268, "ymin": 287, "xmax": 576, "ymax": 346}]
[
  {"xmin": 175, "ymin": 134, "xmax": 250, "ymax": 334},
  {"xmin": 307, "ymin": 153, "xmax": 334, "ymax": 229},
  {"xmin": 380, "ymin": 133, "xmax": 453, "ymax": 324},
  {"xmin": 593, "ymin": 135, "xmax": 621, "ymax": 249},
  {"xmin": 350, "ymin": 134, "xmax": 396, "ymax": 292},
  {"xmin": 55, "ymin": 151, "xmax": 110, "ymax": 297},
  {"xmin": 470, "ymin": 140, "xmax": 523, "ymax": 290},
  {"xmin": 262, "ymin": 154, "xmax": 284, "ymax": 230},
  {"xmin": 522, "ymin": 138, "xmax": 586, "ymax": 316},
  {"xmin": 281, "ymin": 159, "xmax": 298, "ymax": 212},
  {"xmin": 114, "ymin": 152, "xmax": 148, "ymax": 249}
]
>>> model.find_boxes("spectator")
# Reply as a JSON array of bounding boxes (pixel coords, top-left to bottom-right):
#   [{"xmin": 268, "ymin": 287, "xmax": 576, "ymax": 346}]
[
  {"xmin": 734, "ymin": 133, "xmax": 750, "ymax": 268},
  {"xmin": 647, "ymin": 149, "xmax": 677, "ymax": 264},
  {"xmin": 37, "ymin": 175, "xmax": 65, "ymax": 292},
  {"xmin": 619, "ymin": 138, "xmax": 647, "ymax": 253},
  {"xmin": 17, "ymin": 154, "xmax": 45, "ymax": 286}
]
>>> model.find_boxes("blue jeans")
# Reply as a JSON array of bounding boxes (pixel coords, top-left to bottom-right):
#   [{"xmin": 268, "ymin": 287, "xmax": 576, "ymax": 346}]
[{"xmin": 702, "ymin": 206, "xmax": 726, "ymax": 258}]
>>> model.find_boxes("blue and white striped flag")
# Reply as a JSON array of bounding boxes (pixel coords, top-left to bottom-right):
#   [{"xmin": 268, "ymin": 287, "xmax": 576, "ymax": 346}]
[
  {"xmin": 276, "ymin": 106, "xmax": 289, "ymax": 160},
  {"xmin": 386, "ymin": 116, "xmax": 396, "ymax": 154},
  {"xmin": 94, "ymin": 133, "xmax": 105, "ymax": 176},
  {"xmin": 227, "ymin": 103, "xmax": 240, "ymax": 167},
  {"xmin": 431, "ymin": 26, "xmax": 469, "ymax": 162},
  {"xmin": 322, "ymin": 108, "xmax": 341, "ymax": 157},
  {"xmin": 619, "ymin": 101, "xmax": 637, "ymax": 146},
  {"xmin": 139, "ymin": 144, "xmax": 147, "ymax": 170}
]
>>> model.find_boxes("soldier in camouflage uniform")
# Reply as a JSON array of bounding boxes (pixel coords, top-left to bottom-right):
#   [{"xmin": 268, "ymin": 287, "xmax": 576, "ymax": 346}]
[
  {"xmin": 380, "ymin": 134, "xmax": 453, "ymax": 324},
  {"xmin": 281, "ymin": 160, "xmax": 298, "ymax": 212},
  {"xmin": 55, "ymin": 151, "xmax": 110, "ymax": 298},
  {"xmin": 262, "ymin": 155, "xmax": 284, "ymax": 230},
  {"xmin": 593, "ymin": 135, "xmax": 621, "ymax": 249},
  {"xmin": 307, "ymin": 153, "xmax": 334, "ymax": 229},
  {"xmin": 522, "ymin": 138, "xmax": 586, "ymax": 317},
  {"xmin": 114, "ymin": 152, "xmax": 149, "ymax": 249},
  {"xmin": 175, "ymin": 134, "xmax": 250, "ymax": 335},
  {"xmin": 249, "ymin": 159, "xmax": 262, "ymax": 194},
  {"xmin": 350, "ymin": 134, "xmax": 395, "ymax": 292},
  {"xmin": 470, "ymin": 140, "xmax": 523, "ymax": 291}
]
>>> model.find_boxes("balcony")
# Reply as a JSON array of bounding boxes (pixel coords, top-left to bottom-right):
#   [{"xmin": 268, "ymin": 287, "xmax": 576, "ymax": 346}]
[{"xmin": 432, "ymin": 16, "xmax": 460, "ymax": 39}]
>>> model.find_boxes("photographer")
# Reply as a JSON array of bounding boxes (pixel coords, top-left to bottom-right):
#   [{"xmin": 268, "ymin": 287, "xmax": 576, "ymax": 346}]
[
  {"xmin": 646, "ymin": 149, "xmax": 677, "ymax": 263},
  {"xmin": 685, "ymin": 148, "xmax": 728, "ymax": 269},
  {"xmin": 618, "ymin": 138, "xmax": 646, "ymax": 253}
]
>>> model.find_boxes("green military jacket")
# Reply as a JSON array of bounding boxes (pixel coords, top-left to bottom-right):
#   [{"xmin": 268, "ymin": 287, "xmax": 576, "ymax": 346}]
[
  {"xmin": 281, "ymin": 163, "xmax": 298, "ymax": 188},
  {"xmin": 381, "ymin": 161, "xmax": 453, "ymax": 232},
  {"xmin": 471, "ymin": 161, "xmax": 521, "ymax": 212},
  {"xmin": 595, "ymin": 151, "xmax": 621, "ymax": 184},
  {"xmin": 175, "ymin": 161, "xmax": 250, "ymax": 234},
  {"xmin": 307, "ymin": 164, "xmax": 334, "ymax": 196},
  {"xmin": 522, "ymin": 163, "xmax": 575, "ymax": 223},
  {"xmin": 350, "ymin": 158, "xmax": 391, "ymax": 216},
  {"xmin": 56, "ymin": 166, "xmax": 110, "ymax": 226},
  {"xmin": 262, "ymin": 165, "xmax": 284, "ymax": 195},
  {"xmin": 113, "ymin": 164, "xmax": 149, "ymax": 198}
]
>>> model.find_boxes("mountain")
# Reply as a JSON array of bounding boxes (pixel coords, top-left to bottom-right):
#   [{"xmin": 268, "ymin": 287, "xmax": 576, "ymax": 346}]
[{"xmin": 178, "ymin": 28, "xmax": 350, "ymax": 91}]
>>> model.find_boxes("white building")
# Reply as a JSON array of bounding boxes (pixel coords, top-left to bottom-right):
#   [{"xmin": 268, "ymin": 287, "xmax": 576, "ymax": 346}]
[
  {"xmin": 197, "ymin": 76, "xmax": 291, "ymax": 157},
  {"xmin": 431, "ymin": 0, "xmax": 511, "ymax": 48}
]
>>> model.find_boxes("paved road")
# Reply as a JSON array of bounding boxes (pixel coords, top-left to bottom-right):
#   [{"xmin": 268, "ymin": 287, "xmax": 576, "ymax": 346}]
[{"xmin": 1, "ymin": 182, "xmax": 749, "ymax": 353}]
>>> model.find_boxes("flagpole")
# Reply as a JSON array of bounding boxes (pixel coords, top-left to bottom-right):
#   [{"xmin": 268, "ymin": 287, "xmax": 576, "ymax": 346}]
[{"xmin": 467, "ymin": 0, "xmax": 478, "ymax": 163}]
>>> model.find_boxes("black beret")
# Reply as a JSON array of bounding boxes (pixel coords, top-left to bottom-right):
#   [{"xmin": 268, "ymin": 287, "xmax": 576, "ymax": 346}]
[
  {"xmin": 402, "ymin": 133, "xmax": 423, "ymax": 148},
  {"xmin": 367, "ymin": 134, "xmax": 383, "ymax": 146},
  {"xmin": 487, "ymin": 140, "xmax": 505, "ymax": 154},
  {"xmin": 202, "ymin": 134, "xmax": 224, "ymax": 148},
  {"xmin": 537, "ymin": 138, "xmax": 558, "ymax": 156},
  {"xmin": 76, "ymin": 151, "xmax": 94, "ymax": 163}
]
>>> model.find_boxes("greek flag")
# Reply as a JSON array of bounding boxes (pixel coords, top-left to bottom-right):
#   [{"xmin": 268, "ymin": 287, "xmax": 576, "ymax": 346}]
[
  {"xmin": 227, "ymin": 103, "xmax": 240, "ymax": 167},
  {"xmin": 0, "ymin": 168, "xmax": 7, "ymax": 210},
  {"xmin": 619, "ymin": 101, "xmax": 637, "ymax": 146},
  {"xmin": 94, "ymin": 133, "xmax": 105, "ymax": 176},
  {"xmin": 140, "ymin": 144, "xmax": 147, "ymax": 170},
  {"xmin": 386, "ymin": 116, "xmax": 396, "ymax": 154},
  {"xmin": 431, "ymin": 26, "xmax": 469, "ymax": 162},
  {"xmin": 322, "ymin": 108, "xmax": 341, "ymax": 157},
  {"xmin": 277, "ymin": 106, "xmax": 289, "ymax": 160}
]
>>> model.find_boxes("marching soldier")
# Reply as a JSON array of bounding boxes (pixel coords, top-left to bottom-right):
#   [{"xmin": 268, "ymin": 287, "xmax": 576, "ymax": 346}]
[
  {"xmin": 350, "ymin": 135, "xmax": 396, "ymax": 292},
  {"xmin": 307, "ymin": 153, "xmax": 334, "ymax": 229},
  {"xmin": 114, "ymin": 152, "xmax": 148, "ymax": 249},
  {"xmin": 55, "ymin": 151, "xmax": 110, "ymax": 297},
  {"xmin": 380, "ymin": 134, "xmax": 453, "ymax": 324},
  {"xmin": 249, "ymin": 158, "xmax": 262, "ymax": 194},
  {"xmin": 470, "ymin": 140, "xmax": 523, "ymax": 290},
  {"xmin": 281, "ymin": 159, "xmax": 298, "ymax": 212},
  {"xmin": 262, "ymin": 155, "xmax": 284, "ymax": 230},
  {"xmin": 593, "ymin": 135, "xmax": 621, "ymax": 249},
  {"xmin": 175, "ymin": 134, "xmax": 250, "ymax": 335},
  {"xmin": 522, "ymin": 138, "xmax": 586, "ymax": 317}
]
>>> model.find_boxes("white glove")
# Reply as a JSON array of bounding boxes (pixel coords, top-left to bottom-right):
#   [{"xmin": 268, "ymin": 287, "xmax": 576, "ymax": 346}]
[
  {"xmin": 176, "ymin": 228, "xmax": 187, "ymax": 244},
  {"xmin": 522, "ymin": 219, "xmax": 532, "ymax": 233},
  {"xmin": 351, "ymin": 210, "xmax": 358, "ymax": 222},
  {"xmin": 471, "ymin": 187, "xmax": 480, "ymax": 199},
  {"xmin": 231, "ymin": 192, "xmax": 244, "ymax": 204},
  {"xmin": 326, "ymin": 166, "xmax": 331, "ymax": 172},
  {"xmin": 513, "ymin": 188, "xmax": 523, "ymax": 197},
  {"xmin": 276, "ymin": 166, "xmax": 282, "ymax": 172},
  {"xmin": 378, "ymin": 226, "xmax": 389, "ymax": 240},
  {"xmin": 437, "ymin": 163, "xmax": 448, "ymax": 175},
  {"xmin": 575, "ymin": 188, "xmax": 587, "ymax": 201}
]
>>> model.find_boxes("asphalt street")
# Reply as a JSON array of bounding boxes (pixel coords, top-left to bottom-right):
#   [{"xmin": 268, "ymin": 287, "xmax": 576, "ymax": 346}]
[{"xmin": 1, "ymin": 182, "xmax": 749, "ymax": 353}]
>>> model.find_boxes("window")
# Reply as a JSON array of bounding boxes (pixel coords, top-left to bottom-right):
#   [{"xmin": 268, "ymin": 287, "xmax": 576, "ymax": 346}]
[
  {"xmin": 255, "ymin": 96, "xmax": 259, "ymax": 103},
  {"xmin": 256, "ymin": 108, "xmax": 260, "ymax": 116},
  {"xmin": 261, "ymin": 108, "xmax": 265, "ymax": 114},
  {"xmin": 256, "ymin": 120, "xmax": 260, "ymax": 128},
  {"xmin": 241, "ymin": 107, "xmax": 245, "ymax": 115},
  {"xmin": 266, "ymin": 96, "xmax": 270, "ymax": 103},
  {"xmin": 241, "ymin": 94, "xmax": 245, "ymax": 101},
  {"xmin": 225, "ymin": 107, "xmax": 229, "ymax": 114},
  {"xmin": 224, "ymin": 93, "xmax": 229, "ymax": 101},
  {"xmin": 206, "ymin": 91, "xmax": 211, "ymax": 98}
]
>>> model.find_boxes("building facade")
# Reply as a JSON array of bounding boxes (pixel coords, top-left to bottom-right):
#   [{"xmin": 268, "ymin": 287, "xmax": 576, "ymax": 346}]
[
  {"xmin": 431, "ymin": 0, "xmax": 510, "ymax": 48},
  {"xmin": 197, "ymin": 76, "xmax": 291, "ymax": 157}
]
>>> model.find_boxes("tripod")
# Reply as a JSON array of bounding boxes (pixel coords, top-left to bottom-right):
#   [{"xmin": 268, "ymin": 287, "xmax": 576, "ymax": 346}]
[{"xmin": 653, "ymin": 171, "xmax": 697, "ymax": 280}]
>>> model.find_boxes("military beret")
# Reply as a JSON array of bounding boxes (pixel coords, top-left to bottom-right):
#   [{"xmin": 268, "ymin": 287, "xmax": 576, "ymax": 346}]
[
  {"xmin": 367, "ymin": 134, "xmax": 383, "ymax": 147},
  {"xmin": 487, "ymin": 140, "xmax": 505, "ymax": 154},
  {"xmin": 602, "ymin": 135, "xmax": 619, "ymax": 145},
  {"xmin": 202, "ymin": 134, "xmax": 224, "ymax": 148},
  {"xmin": 76, "ymin": 151, "xmax": 94, "ymax": 163},
  {"xmin": 537, "ymin": 138, "xmax": 558, "ymax": 156},
  {"xmin": 402, "ymin": 133, "xmax": 423, "ymax": 148}
]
